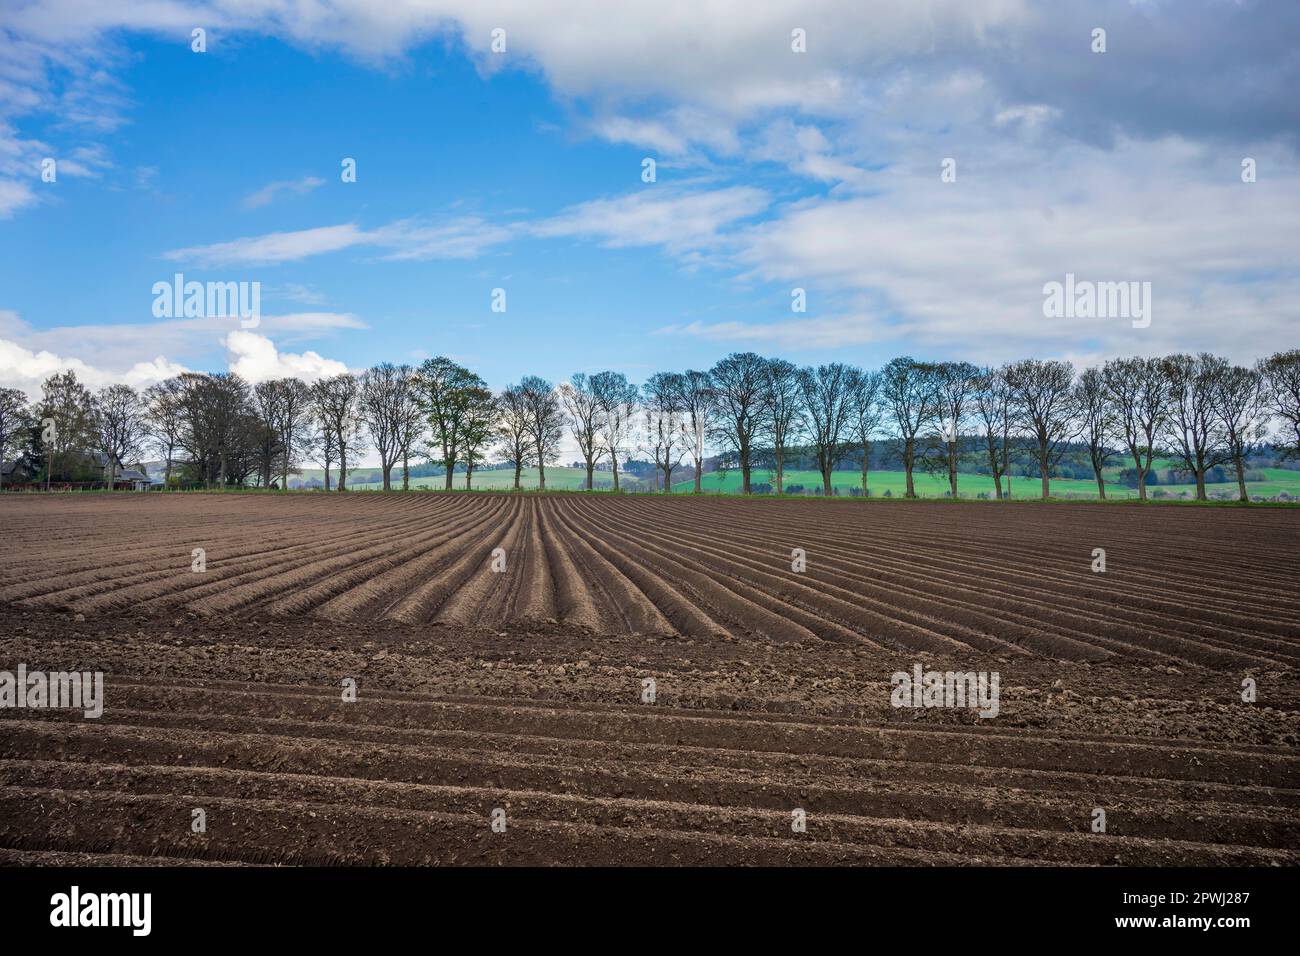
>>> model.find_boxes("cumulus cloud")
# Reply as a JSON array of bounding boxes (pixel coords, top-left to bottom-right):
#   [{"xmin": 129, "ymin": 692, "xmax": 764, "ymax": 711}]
[
  {"xmin": 0, "ymin": 310, "xmax": 365, "ymax": 373},
  {"xmin": 224, "ymin": 330, "xmax": 349, "ymax": 384},
  {"xmin": 0, "ymin": 310, "xmax": 357, "ymax": 398},
  {"xmin": 0, "ymin": 335, "xmax": 188, "ymax": 401}
]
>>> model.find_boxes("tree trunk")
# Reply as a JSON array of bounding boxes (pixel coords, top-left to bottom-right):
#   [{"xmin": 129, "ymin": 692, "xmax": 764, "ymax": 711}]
[
  {"xmin": 860, "ymin": 442, "xmax": 870, "ymax": 496},
  {"xmin": 586, "ymin": 460, "xmax": 594, "ymax": 491},
  {"xmin": 401, "ymin": 451, "xmax": 409, "ymax": 491},
  {"xmin": 947, "ymin": 441, "xmax": 958, "ymax": 497},
  {"xmin": 610, "ymin": 452, "xmax": 620, "ymax": 492},
  {"xmin": 1235, "ymin": 457, "xmax": 1248, "ymax": 502},
  {"xmin": 1133, "ymin": 452, "xmax": 1147, "ymax": 501},
  {"xmin": 537, "ymin": 444, "xmax": 546, "ymax": 491},
  {"xmin": 466, "ymin": 462, "xmax": 473, "ymax": 490},
  {"xmin": 1195, "ymin": 468, "xmax": 1206, "ymax": 501},
  {"xmin": 741, "ymin": 451, "xmax": 751, "ymax": 495},
  {"xmin": 513, "ymin": 461, "xmax": 522, "ymax": 490},
  {"xmin": 324, "ymin": 463, "xmax": 331, "ymax": 492},
  {"xmin": 693, "ymin": 462, "xmax": 702, "ymax": 494},
  {"xmin": 443, "ymin": 454, "xmax": 454, "ymax": 490},
  {"xmin": 904, "ymin": 438, "xmax": 916, "ymax": 497},
  {"xmin": 775, "ymin": 448, "xmax": 785, "ymax": 496},
  {"xmin": 663, "ymin": 462, "xmax": 673, "ymax": 493},
  {"xmin": 338, "ymin": 447, "xmax": 347, "ymax": 492},
  {"xmin": 1093, "ymin": 463, "xmax": 1106, "ymax": 499},
  {"xmin": 822, "ymin": 466, "xmax": 832, "ymax": 496},
  {"xmin": 1039, "ymin": 448, "xmax": 1050, "ymax": 499}
]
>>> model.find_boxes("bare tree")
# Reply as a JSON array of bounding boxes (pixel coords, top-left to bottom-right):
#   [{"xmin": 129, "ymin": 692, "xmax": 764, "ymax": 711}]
[
  {"xmin": 1072, "ymin": 367, "xmax": 1116, "ymax": 499},
  {"xmin": 799, "ymin": 363, "xmax": 858, "ymax": 496},
  {"xmin": 311, "ymin": 412, "xmax": 338, "ymax": 491},
  {"xmin": 709, "ymin": 352, "xmax": 768, "ymax": 494},
  {"xmin": 1004, "ymin": 359, "xmax": 1076, "ymax": 500},
  {"xmin": 590, "ymin": 371, "xmax": 639, "ymax": 492},
  {"xmin": 972, "ymin": 367, "xmax": 1014, "ymax": 500},
  {"xmin": 0, "ymin": 387, "xmax": 30, "ymax": 490},
  {"xmin": 848, "ymin": 370, "xmax": 883, "ymax": 496},
  {"xmin": 393, "ymin": 367, "xmax": 425, "ymax": 491},
  {"xmin": 143, "ymin": 378, "xmax": 186, "ymax": 486},
  {"xmin": 560, "ymin": 373, "xmax": 607, "ymax": 491},
  {"xmin": 676, "ymin": 370, "xmax": 715, "ymax": 494},
  {"xmin": 1162, "ymin": 353, "xmax": 1230, "ymax": 501},
  {"xmin": 359, "ymin": 364, "xmax": 414, "ymax": 491},
  {"xmin": 497, "ymin": 383, "xmax": 536, "ymax": 490},
  {"xmin": 881, "ymin": 357, "xmax": 936, "ymax": 498},
  {"xmin": 1102, "ymin": 357, "xmax": 1168, "ymax": 502},
  {"xmin": 760, "ymin": 357, "xmax": 805, "ymax": 495},
  {"xmin": 1259, "ymin": 350, "xmax": 1300, "ymax": 460},
  {"xmin": 929, "ymin": 361, "xmax": 978, "ymax": 497},
  {"xmin": 251, "ymin": 381, "xmax": 289, "ymax": 488},
  {"xmin": 312, "ymin": 374, "xmax": 363, "ymax": 491},
  {"xmin": 1214, "ymin": 365, "xmax": 1270, "ymax": 502},
  {"xmin": 267, "ymin": 377, "xmax": 314, "ymax": 490},
  {"xmin": 519, "ymin": 376, "xmax": 564, "ymax": 490},
  {"xmin": 642, "ymin": 372, "xmax": 688, "ymax": 493},
  {"xmin": 176, "ymin": 373, "xmax": 265, "ymax": 487}
]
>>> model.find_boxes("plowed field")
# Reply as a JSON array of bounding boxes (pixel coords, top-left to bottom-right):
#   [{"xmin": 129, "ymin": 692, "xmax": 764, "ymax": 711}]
[{"xmin": 1, "ymin": 493, "xmax": 1297, "ymax": 866}]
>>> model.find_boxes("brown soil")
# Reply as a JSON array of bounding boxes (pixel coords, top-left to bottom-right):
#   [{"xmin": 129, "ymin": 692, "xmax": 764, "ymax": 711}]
[{"xmin": 0, "ymin": 492, "xmax": 1296, "ymax": 865}]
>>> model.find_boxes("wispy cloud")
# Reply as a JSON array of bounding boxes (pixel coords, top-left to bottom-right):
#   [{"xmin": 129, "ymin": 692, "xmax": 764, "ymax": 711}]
[
  {"xmin": 532, "ymin": 186, "xmax": 770, "ymax": 252},
  {"xmin": 241, "ymin": 175, "xmax": 325, "ymax": 209},
  {"xmin": 165, "ymin": 224, "xmax": 367, "ymax": 266},
  {"xmin": 164, "ymin": 217, "xmax": 515, "ymax": 266}
]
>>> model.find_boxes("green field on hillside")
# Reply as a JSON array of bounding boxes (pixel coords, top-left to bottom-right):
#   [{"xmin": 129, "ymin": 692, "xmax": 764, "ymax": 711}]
[
  {"xmin": 276, "ymin": 460, "xmax": 1300, "ymax": 499},
  {"xmin": 671, "ymin": 467, "xmax": 1300, "ymax": 499},
  {"xmin": 347, "ymin": 466, "xmax": 646, "ymax": 492}
]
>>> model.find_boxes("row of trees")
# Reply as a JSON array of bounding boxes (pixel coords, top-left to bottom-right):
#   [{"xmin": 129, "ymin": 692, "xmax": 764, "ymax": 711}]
[{"xmin": 2, "ymin": 349, "xmax": 1297, "ymax": 500}]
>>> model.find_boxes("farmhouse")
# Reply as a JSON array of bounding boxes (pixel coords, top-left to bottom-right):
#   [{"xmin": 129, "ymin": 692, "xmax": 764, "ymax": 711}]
[
  {"xmin": 0, "ymin": 460, "xmax": 33, "ymax": 484},
  {"xmin": 114, "ymin": 468, "xmax": 152, "ymax": 491}
]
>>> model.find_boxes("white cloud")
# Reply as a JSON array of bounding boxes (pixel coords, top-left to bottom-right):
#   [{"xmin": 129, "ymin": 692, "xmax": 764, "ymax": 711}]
[
  {"xmin": 0, "ymin": 178, "xmax": 37, "ymax": 218},
  {"xmin": 0, "ymin": 310, "xmax": 365, "ymax": 373},
  {"xmin": 242, "ymin": 175, "xmax": 325, "ymax": 209},
  {"xmin": 165, "ymin": 224, "xmax": 366, "ymax": 267},
  {"xmin": 367, "ymin": 217, "xmax": 514, "ymax": 261},
  {"xmin": 0, "ymin": 310, "xmax": 362, "ymax": 399},
  {"xmin": 164, "ymin": 217, "xmax": 513, "ymax": 266},
  {"xmin": 672, "ymin": 137, "xmax": 1300, "ymax": 364},
  {"xmin": 0, "ymin": 335, "xmax": 187, "ymax": 401},
  {"xmin": 224, "ymin": 330, "xmax": 348, "ymax": 384},
  {"xmin": 533, "ymin": 186, "xmax": 769, "ymax": 252}
]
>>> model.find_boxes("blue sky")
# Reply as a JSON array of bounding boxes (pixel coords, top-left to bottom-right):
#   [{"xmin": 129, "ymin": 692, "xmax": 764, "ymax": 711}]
[{"xmin": 1, "ymin": 1, "xmax": 1297, "ymax": 402}]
